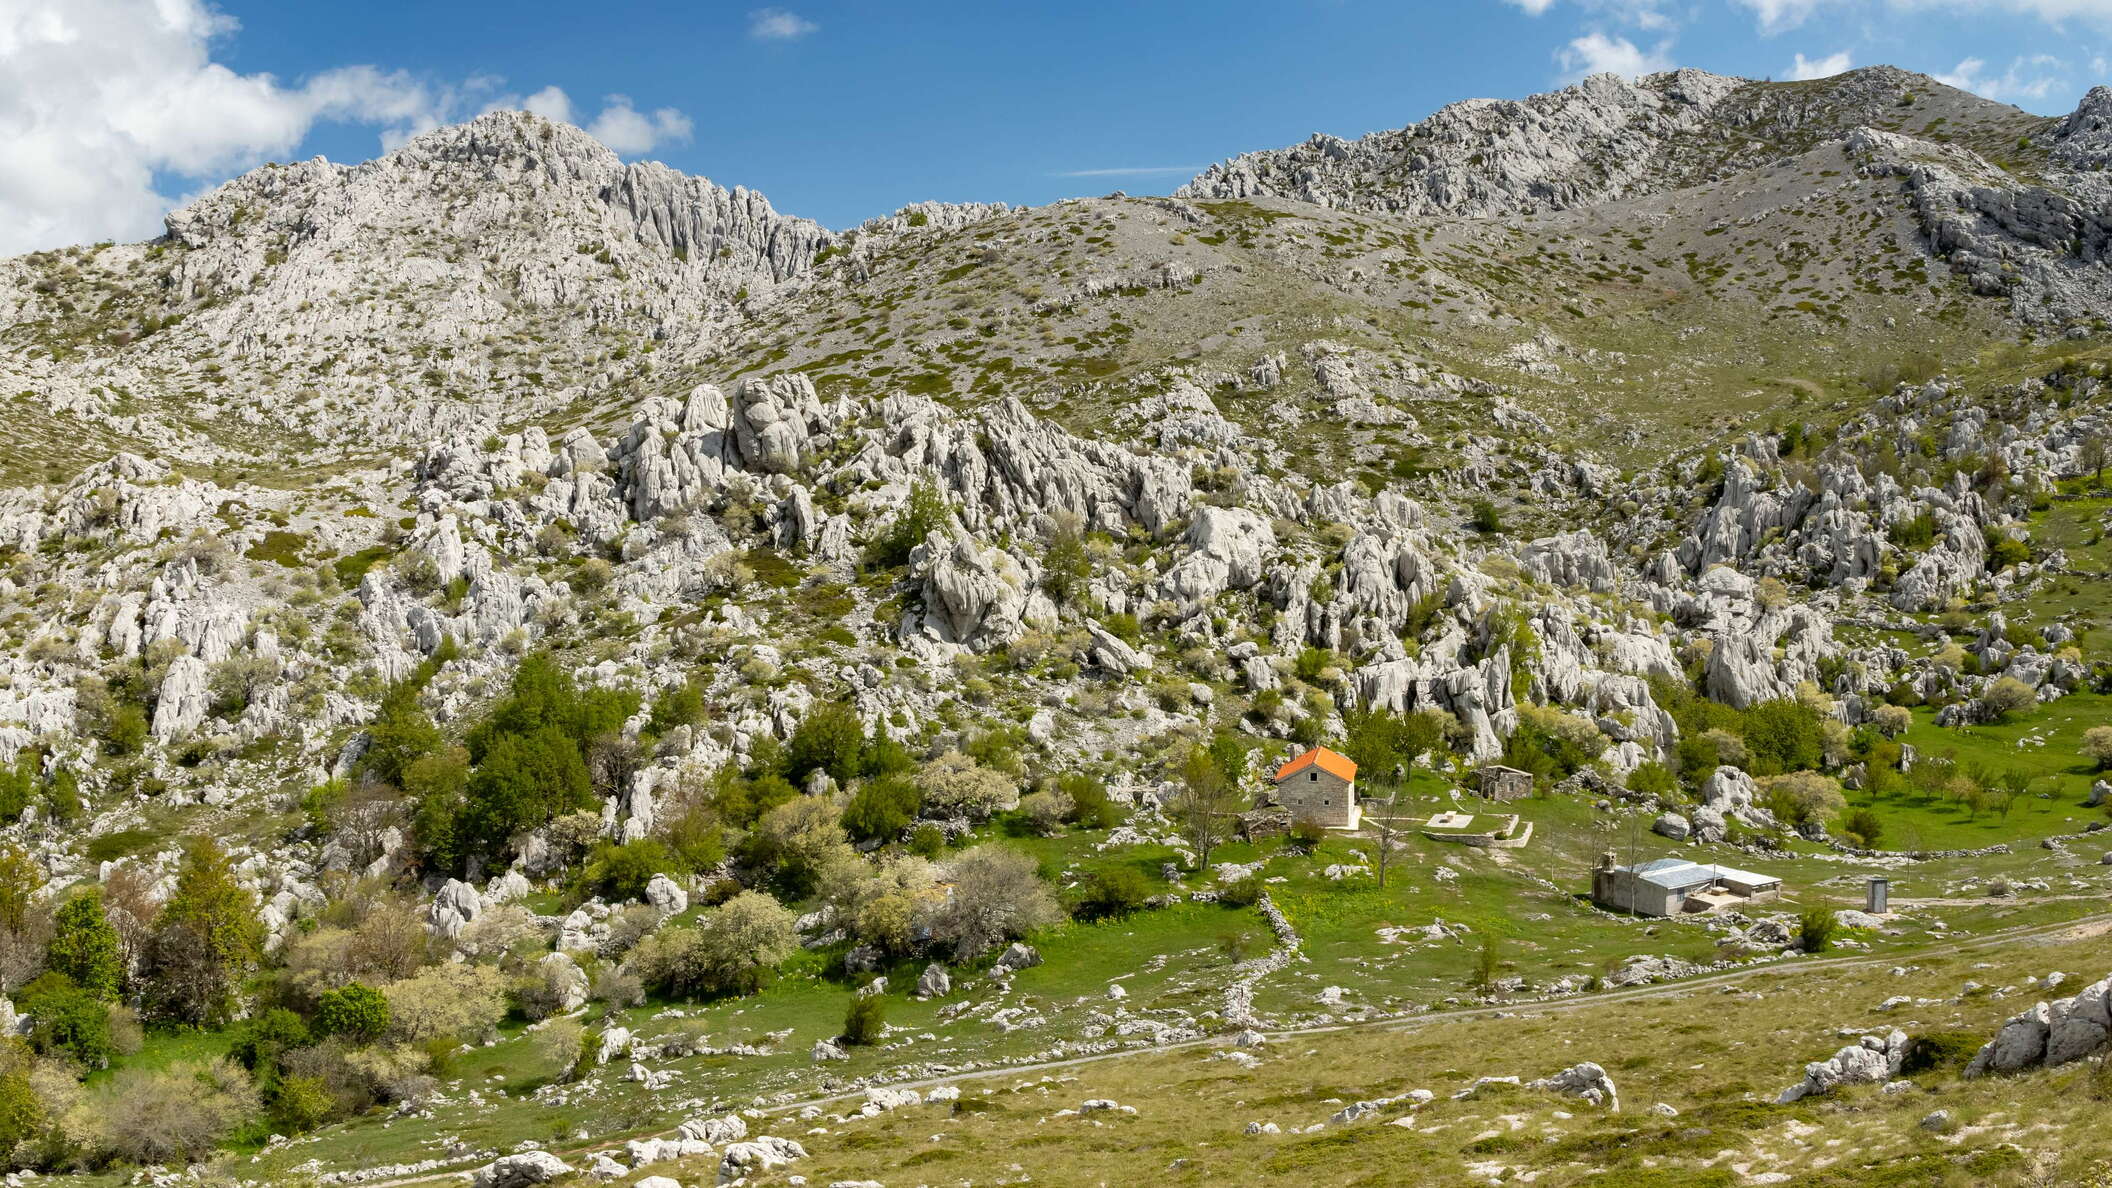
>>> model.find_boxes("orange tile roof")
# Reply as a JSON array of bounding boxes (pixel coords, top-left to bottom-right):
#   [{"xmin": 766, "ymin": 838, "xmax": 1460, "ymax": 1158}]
[{"xmin": 1274, "ymin": 746, "xmax": 1357, "ymax": 783}]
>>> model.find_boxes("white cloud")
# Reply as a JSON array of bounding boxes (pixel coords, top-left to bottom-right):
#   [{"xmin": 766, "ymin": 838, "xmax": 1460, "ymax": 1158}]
[
  {"xmin": 1500, "ymin": 0, "xmax": 1676, "ymax": 28},
  {"xmin": 584, "ymin": 96, "xmax": 694, "ymax": 155},
  {"xmin": 748, "ymin": 8, "xmax": 818, "ymax": 40},
  {"xmin": 1556, "ymin": 32, "xmax": 1676, "ymax": 81},
  {"xmin": 1053, "ymin": 165, "xmax": 1208, "ymax": 178},
  {"xmin": 1936, "ymin": 53, "xmax": 2069, "ymax": 100},
  {"xmin": 0, "ymin": 0, "xmax": 698, "ymax": 255},
  {"xmin": 0, "ymin": 0, "xmax": 463, "ymax": 254},
  {"xmin": 1788, "ymin": 50, "xmax": 1855, "ymax": 78},
  {"xmin": 1740, "ymin": 0, "xmax": 2112, "ymax": 32},
  {"xmin": 1735, "ymin": 0, "xmax": 1836, "ymax": 33}
]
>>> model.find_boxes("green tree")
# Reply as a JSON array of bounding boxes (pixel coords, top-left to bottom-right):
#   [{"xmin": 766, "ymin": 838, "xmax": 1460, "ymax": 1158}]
[
  {"xmin": 0, "ymin": 844, "xmax": 42, "ymax": 935},
  {"xmin": 313, "ymin": 983, "xmax": 389, "ymax": 1044},
  {"xmin": 582, "ymin": 838, "xmax": 678, "ymax": 903},
  {"xmin": 867, "ymin": 477, "xmax": 953, "ymax": 569},
  {"xmin": 842, "ymin": 776, "xmax": 921, "ymax": 843},
  {"xmin": 1170, "ymin": 743, "xmax": 1247, "ymax": 871},
  {"xmin": 360, "ymin": 683, "xmax": 441, "ymax": 786},
  {"xmin": 1741, "ymin": 699, "xmax": 1826, "ymax": 774},
  {"xmin": 46, "ymin": 890, "xmax": 121, "ymax": 1001},
  {"xmin": 1072, "ymin": 866, "xmax": 1152, "ymax": 920},
  {"xmin": 843, "ymin": 993, "xmax": 887, "ymax": 1046},
  {"xmin": 456, "ymin": 726, "xmax": 591, "ymax": 865},
  {"xmin": 787, "ymin": 702, "xmax": 868, "ymax": 787},
  {"xmin": 145, "ymin": 838, "xmax": 263, "ymax": 1024},
  {"xmin": 21, "ymin": 973, "xmax": 113, "ymax": 1068},
  {"xmin": 1040, "ymin": 513, "xmax": 1092, "ymax": 606},
  {"xmin": 646, "ymin": 678, "xmax": 707, "ymax": 737}
]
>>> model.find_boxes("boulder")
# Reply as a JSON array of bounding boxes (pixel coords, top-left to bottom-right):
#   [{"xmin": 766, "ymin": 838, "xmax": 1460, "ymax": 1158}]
[
  {"xmin": 916, "ymin": 962, "xmax": 951, "ymax": 999},
  {"xmin": 1651, "ymin": 813, "xmax": 1690, "ymax": 841},
  {"xmin": 1529, "ymin": 1061, "xmax": 1618, "ymax": 1110},
  {"xmin": 1776, "ymin": 1030, "xmax": 1908, "ymax": 1102},
  {"xmin": 719, "ymin": 1136, "xmax": 807, "ymax": 1182},
  {"xmin": 469, "ymin": 1152, "xmax": 573, "ymax": 1188},
  {"xmin": 644, "ymin": 872, "xmax": 689, "ymax": 918},
  {"xmin": 993, "ymin": 942, "xmax": 1042, "ymax": 974},
  {"xmin": 1967, "ymin": 1002, "xmax": 2052, "ymax": 1076}
]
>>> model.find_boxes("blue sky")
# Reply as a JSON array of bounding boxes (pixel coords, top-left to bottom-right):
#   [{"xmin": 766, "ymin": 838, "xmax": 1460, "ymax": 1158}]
[{"xmin": 4, "ymin": 0, "xmax": 2110, "ymax": 251}]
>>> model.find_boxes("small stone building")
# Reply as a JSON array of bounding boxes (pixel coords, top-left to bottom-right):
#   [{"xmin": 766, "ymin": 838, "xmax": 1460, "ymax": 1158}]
[
  {"xmin": 1476, "ymin": 764, "xmax": 1535, "ymax": 802},
  {"xmin": 1592, "ymin": 854, "xmax": 1783, "ymax": 917},
  {"xmin": 1271, "ymin": 746, "xmax": 1360, "ymax": 830}
]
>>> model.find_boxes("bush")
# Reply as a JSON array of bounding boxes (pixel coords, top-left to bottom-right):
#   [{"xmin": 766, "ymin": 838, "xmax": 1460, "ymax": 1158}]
[
  {"xmin": 842, "ymin": 776, "xmax": 921, "ymax": 843},
  {"xmin": 1470, "ymin": 499, "xmax": 1503, "ymax": 534},
  {"xmin": 2083, "ymin": 724, "xmax": 2112, "ymax": 771},
  {"xmin": 1798, "ymin": 907, "xmax": 1837, "ymax": 953},
  {"xmin": 381, "ymin": 963, "xmax": 506, "ymax": 1044},
  {"xmin": 1288, "ymin": 820, "xmax": 1326, "ymax": 853},
  {"xmin": 843, "ymin": 993, "xmax": 887, "ymax": 1046},
  {"xmin": 314, "ymin": 983, "xmax": 390, "ymax": 1044},
  {"xmin": 631, "ymin": 890, "xmax": 797, "ymax": 999},
  {"xmin": 1765, "ymin": 771, "xmax": 1845, "ymax": 829},
  {"xmin": 1840, "ymin": 807, "xmax": 1884, "ymax": 849},
  {"xmin": 21, "ymin": 974, "xmax": 114, "ymax": 1069},
  {"xmin": 1072, "ymin": 866, "xmax": 1152, "ymax": 921},
  {"xmin": 1900, "ymin": 1030, "xmax": 1984, "ymax": 1075},
  {"xmin": 1060, "ymin": 774, "xmax": 1121, "ymax": 828},
  {"xmin": 1871, "ymin": 704, "xmax": 1913, "ymax": 739},
  {"xmin": 46, "ymin": 891, "xmax": 121, "ymax": 1001},
  {"xmin": 1741, "ymin": 699, "xmax": 1826, "ymax": 774},
  {"xmin": 1218, "ymin": 875, "xmax": 1262, "ymax": 907},
  {"xmin": 94, "ymin": 1060, "xmax": 258, "ymax": 1166},
  {"xmin": 915, "ymin": 752, "xmax": 1018, "ymax": 820},
  {"xmin": 1625, "ymin": 761, "xmax": 1678, "ymax": 799},
  {"xmin": 787, "ymin": 702, "xmax": 869, "ymax": 788},
  {"xmin": 1982, "ymin": 676, "xmax": 2036, "ymax": 721},
  {"xmin": 582, "ymin": 838, "xmax": 678, "ymax": 903},
  {"xmin": 928, "ymin": 846, "xmax": 1061, "ymax": 960},
  {"xmin": 269, "ymin": 1074, "xmax": 335, "ymax": 1133},
  {"xmin": 229, "ymin": 1009, "xmax": 311, "ymax": 1073},
  {"xmin": 1016, "ymin": 788, "xmax": 1074, "ymax": 836}
]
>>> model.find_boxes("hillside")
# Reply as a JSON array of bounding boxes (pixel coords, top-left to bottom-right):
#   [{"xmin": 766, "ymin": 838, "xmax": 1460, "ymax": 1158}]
[{"xmin": 0, "ymin": 65, "xmax": 2104, "ymax": 1187}]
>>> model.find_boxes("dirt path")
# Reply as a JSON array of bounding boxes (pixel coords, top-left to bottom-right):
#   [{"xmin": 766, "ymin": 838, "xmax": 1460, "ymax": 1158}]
[{"xmin": 358, "ymin": 908, "xmax": 2112, "ymax": 1186}]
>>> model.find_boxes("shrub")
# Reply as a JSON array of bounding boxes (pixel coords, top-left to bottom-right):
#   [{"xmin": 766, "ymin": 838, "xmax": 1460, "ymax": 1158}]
[
  {"xmin": 1470, "ymin": 499, "xmax": 1503, "ymax": 534},
  {"xmin": 1900, "ymin": 1030, "xmax": 1982, "ymax": 1075},
  {"xmin": 787, "ymin": 702, "xmax": 869, "ymax": 788},
  {"xmin": 1871, "ymin": 704, "xmax": 1913, "ymax": 739},
  {"xmin": 21, "ymin": 974, "xmax": 114, "ymax": 1069},
  {"xmin": 1797, "ymin": 907, "xmax": 1837, "ymax": 953},
  {"xmin": 1766, "ymin": 772, "xmax": 1846, "ymax": 830},
  {"xmin": 1017, "ymin": 788, "xmax": 1074, "ymax": 836},
  {"xmin": 143, "ymin": 838, "xmax": 262, "ymax": 1025},
  {"xmin": 314, "ymin": 983, "xmax": 390, "ymax": 1044},
  {"xmin": 928, "ymin": 846, "xmax": 1061, "ymax": 960},
  {"xmin": 1841, "ymin": 807, "xmax": 1884, "ymax": 849},
  {"xmin": 270, "ymin": 1074, "xmax": 335, "ymax": 1132},
  {"xmin": 1072, "ymin": 866, "xmax": 1152, "ymax": 921},
  {"xmin": 1982, "ymin": 676, "xmax": 2036, "ymax": 721},
  {"xmin": 915, "ymin": 752, "xmax": 1019, "ymax": 820},
  {"xmin": 94, "ymin": 1060, "xmax": 258, "ymax": 1166},
  {"xmin": 582, "ymin": 838, "xmax": 678, "ymax": 903},
  {"xmin": 1742, "ymin": 699, "xmax": 1825, "ymax": 774},
  {"xmin": 2083, "ymin": 724, "xmax": 2112, "ymax": 771},
  {"xmin": 843, "ymin": 993, "xmax": 887, "ymax": 1046},
  {"xmin": 1218, "ymin": 875, "xmax": 1262, "ymax": 907},
  {"xmin": 45, "ymin": 891, "xmax": 121, "ymax": 1001},
  {"xmin": 631, "ymin": 890, "xmax": 797, "ymax": 999},
  {"xmin": 1061, "ymin": 774, "xmax": 1121, "ymax": 828},
  {"xmin": 1288, "ymin": 820, "xmax": 1326, "ymax": 853},
  {"xmin": 1625, "ymin": 761, "xmax": 1678, "ymax": 799},
  {"xmin": 908, "ymin": 824, "xmax": 947, "ymax": 859},
  {"xmin": 842, "ymin": 776, "xmax": 921, "ymax": 843},
  {"xmin": 382, "ymin": 963, "xmax": 506, "ymax": 1045},
  {"xmin": 228, "ymin": 1009, "xmax": 311, "ymax": 1073}
]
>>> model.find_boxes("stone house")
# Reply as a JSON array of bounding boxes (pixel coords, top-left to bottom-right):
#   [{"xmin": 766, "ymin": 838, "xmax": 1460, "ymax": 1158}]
[
  {"xmin": 1592, "ymin": 854, "xmax": 1783, "ymax": 917},
  {"xmin": 1271, "ymin": 746, "xmax": 1360, "ymax": 830},
  {"xmin": 1476, "ymin": 764, "xmax": 1535, "ymax": 802}
]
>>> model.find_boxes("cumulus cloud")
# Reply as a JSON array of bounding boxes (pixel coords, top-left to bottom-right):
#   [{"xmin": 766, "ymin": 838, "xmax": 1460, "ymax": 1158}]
[
  {"xmin": 1788, "ymin": 50, "xmax": 1856, "ymax": 78},
  {"xmin": 1556, "ymin": 32, "xmax": 1677, "ymax": 81},
  {"xmin": 1739, "ymin": 0, "xmax": 2112, "ymax": 33},
  {"xmin": 1735, "ymin": 0, "xmax": 1836, "ymax": 32},
  {"xmin": 1935, "ymin": 53, "xmax": 2070, "ymax": 100},
  {"xmin": 748, "ymin": 8, "xmax": 819, "ymax": 40},
  {"xmin": 1501, "ymin": 0, "xmax": 1677, "ymax": 28},
  {"xmin": 0, "ymin": 0, "xmax": 696, "ymax": 256}
]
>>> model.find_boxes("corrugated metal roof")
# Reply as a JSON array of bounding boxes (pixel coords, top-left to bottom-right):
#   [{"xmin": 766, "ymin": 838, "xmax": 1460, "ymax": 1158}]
[{"xmin": 1615, "ymin": 859, "xmax": 1779, "ymax": 891}]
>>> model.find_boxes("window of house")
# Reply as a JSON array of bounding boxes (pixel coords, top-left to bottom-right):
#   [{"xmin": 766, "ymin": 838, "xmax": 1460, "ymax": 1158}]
[{"xmin": 1308, "ymin": 771, "xmax": 1317, "ymax": 782}]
